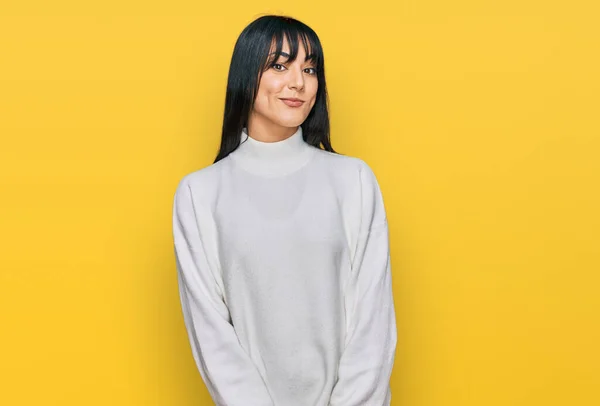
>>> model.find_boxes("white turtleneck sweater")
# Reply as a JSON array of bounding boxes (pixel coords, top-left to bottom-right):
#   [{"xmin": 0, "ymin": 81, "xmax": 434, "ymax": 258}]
[{"xmin": 172, "ymin": 126, "xmax": 397, "ymax": 406}]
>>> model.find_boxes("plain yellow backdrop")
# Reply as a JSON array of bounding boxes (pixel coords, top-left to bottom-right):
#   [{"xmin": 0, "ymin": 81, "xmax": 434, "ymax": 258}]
[{"xmin": 1, "ymin": 1, "xmax": 599, "ymax": 405}]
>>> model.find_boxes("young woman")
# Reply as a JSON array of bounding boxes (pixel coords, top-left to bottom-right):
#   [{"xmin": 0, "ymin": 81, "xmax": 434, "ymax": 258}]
[{"xmin": 172, "ymin": 14, "xmax": 397, "ymax": 406}]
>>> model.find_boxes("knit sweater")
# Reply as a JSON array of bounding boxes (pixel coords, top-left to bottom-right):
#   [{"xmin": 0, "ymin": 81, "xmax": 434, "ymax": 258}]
[{"xmin": 172, "ymin": 125, "xmax": 397, "ymax": 406}]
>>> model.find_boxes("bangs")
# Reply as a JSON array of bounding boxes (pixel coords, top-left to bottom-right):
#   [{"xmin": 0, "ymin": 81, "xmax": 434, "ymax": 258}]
[{"xmin": 261, "ymin": 28, "xmax": 324, "ymax": 72}]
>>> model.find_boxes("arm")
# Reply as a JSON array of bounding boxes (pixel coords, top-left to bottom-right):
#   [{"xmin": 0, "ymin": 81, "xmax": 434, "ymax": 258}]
[
  {"xmin": 173, "ymin": 177, "xmax": 274, "ymax": 406},
  {"xmin": 329, "ymin": 162, "xmax": 398, "ymax": 406}
]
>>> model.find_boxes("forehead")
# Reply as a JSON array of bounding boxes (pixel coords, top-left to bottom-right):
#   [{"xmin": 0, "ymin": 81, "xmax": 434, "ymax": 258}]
[{"xmin": 268, "ymin": 34, "xmax": 313, "ymax": 60}]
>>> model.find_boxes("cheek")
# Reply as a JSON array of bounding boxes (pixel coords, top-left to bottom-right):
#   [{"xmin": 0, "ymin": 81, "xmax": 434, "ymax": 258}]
[
  {"xmin": 259, "ymin": 74, "xmax": 285, "ymax": 96},
  {"xmin": 307, "ymin": 81, "xmax": 318, "ymax": 108},
  {"xmin": 255, "ymin": 80, "xmax": 285, "ymax": 109},
  {"xmin": 254, "ymin": 90, "xmax": 274, "ymax": 113}
]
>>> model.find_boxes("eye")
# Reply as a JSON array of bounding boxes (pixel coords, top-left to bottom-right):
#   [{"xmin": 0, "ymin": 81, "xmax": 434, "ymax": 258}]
[
  {"xmin": 305, "ymin": 67, "xmax": 317, "ymax": 75},
  {"xmin": 271, "ymin": 63, "xmax": 286, "ymax": 71}
]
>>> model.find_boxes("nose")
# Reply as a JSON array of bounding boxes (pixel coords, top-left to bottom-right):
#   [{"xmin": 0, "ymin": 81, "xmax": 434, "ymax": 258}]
[{"xmin": 287, "ymin": 66, "xmax": 305, "ymax": 91}]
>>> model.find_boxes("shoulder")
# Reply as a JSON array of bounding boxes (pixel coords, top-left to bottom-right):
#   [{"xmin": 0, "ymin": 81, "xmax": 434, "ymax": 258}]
[
  {"xmin": 313, "ymin": 148, "xmax": 387, "ymax": 228},
  {"xmin": 173, "ymin": 158, "xmax": 229, "ymax": 206},
  {"xmin": 312, "ymin": 148, "xmax": 380, "ymax": 190},
  {"xmin": 310, "ymin": 147, "xmax": 368, "ymax": 176}
]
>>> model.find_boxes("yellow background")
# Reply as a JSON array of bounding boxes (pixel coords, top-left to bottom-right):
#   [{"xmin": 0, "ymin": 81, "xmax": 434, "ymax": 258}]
[{"xmin": 1, "ymin": 1, "xmax": 599, "ymax": 405}]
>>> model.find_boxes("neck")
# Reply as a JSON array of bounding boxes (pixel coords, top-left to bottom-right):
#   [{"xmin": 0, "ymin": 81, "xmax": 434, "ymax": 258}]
[
  {"xmin": 247, "ymin": 119, "xmax": 299, "ymax": 143},
  {"xmin": 228, "ymin": 125, "xmax": 316, "ymax": 177}
]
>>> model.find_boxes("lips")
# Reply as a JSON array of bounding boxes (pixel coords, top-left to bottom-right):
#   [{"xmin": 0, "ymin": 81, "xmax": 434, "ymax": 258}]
[{"xmin": 280, "ymin": 98, "xmax": 304, "ymax": 107}]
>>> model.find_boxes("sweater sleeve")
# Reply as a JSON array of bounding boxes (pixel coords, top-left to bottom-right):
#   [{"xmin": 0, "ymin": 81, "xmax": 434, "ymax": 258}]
[
  {"xmin": 328, "ymin": 162, "xmax": 398, "ymax": 406},
  {"xmin": 172, "ymin": 177, "xmax": 274, "ymax": 406}
]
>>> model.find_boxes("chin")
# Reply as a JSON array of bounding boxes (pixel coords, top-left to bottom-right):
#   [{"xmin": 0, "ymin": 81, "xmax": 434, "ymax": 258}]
[
  {"xmin": 275, "ymin": 114, "xmax": 309, "ymax": 127},
  {"xmin": 276, "ymin": 120, "xmax": 306, "ymax": 128}
]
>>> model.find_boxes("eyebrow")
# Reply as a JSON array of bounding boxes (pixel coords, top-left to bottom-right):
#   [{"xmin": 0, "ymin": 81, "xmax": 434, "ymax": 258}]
[{"xmin": 270, "ymin": 51, "xmax": 315, "ymax": 61}]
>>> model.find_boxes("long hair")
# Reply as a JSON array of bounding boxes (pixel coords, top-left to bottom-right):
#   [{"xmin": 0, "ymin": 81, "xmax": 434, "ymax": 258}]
[{"xmin": 213, "ymin": 14, "xmax": 337, "ymax": 164}]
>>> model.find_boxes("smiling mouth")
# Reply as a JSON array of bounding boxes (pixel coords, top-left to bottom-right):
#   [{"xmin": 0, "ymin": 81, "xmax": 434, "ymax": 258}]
[{"xmin": 280, "ymin": 98, "xmax": 305, "ymax": 107}]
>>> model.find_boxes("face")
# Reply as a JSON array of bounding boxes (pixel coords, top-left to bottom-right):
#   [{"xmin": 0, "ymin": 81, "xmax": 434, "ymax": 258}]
[{"xmin": 249, "ymin": 35, "xmax": 318, "ymax": 132}]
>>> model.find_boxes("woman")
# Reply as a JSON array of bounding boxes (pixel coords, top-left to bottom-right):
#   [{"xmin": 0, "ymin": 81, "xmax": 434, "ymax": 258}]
[{"xmin": 172, "ymin": 14, "xmax": 397, "ymax": 406}]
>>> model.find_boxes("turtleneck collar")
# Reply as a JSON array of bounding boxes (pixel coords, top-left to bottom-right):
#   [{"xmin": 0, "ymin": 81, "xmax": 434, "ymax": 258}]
[{"xmin": 228, "ymin": 125, "xmax": 316, "ymax": 177}]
